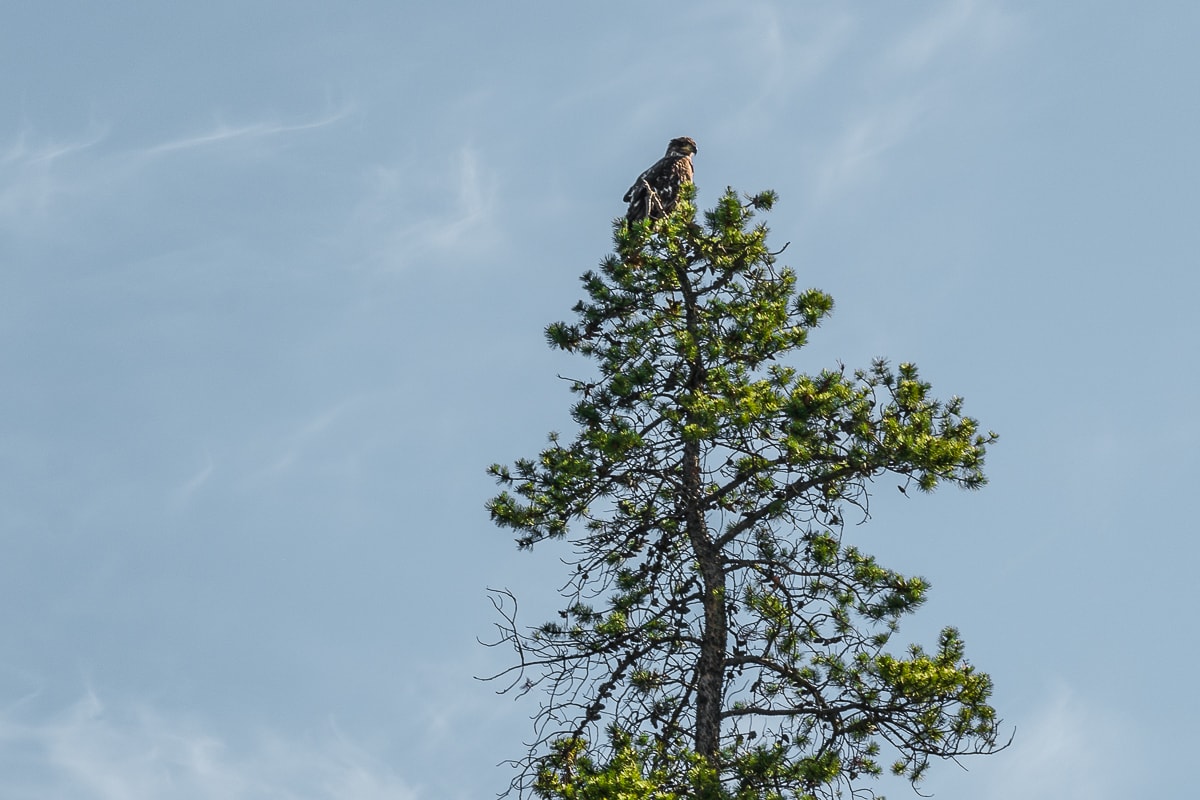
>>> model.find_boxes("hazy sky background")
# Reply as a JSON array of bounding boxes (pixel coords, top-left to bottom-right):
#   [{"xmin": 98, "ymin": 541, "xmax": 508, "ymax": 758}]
[{"xmin": 2, "ymin": 2, "xmax": 1196, "ymax": 797}]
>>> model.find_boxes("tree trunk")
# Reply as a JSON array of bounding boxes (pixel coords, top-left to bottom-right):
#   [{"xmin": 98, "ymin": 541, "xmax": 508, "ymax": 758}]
[{"xmin": 684, "ymin": 437, "xmax": 725, "ymax": 762}]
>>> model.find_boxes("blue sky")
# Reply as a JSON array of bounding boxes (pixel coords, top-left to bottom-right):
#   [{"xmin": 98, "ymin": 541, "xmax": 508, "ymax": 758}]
[{"xmin": 2, "ymin": 2, "xmax": 1196, "ymax": 797}]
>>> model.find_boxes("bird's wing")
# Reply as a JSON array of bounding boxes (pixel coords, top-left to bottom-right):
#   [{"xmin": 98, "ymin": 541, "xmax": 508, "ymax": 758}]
[{"xmin": 623, "ymin": 157, "xmax": 667, "ymax": 202}]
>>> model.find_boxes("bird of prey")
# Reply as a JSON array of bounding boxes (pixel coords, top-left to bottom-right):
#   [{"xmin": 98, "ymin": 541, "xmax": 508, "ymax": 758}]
[{"xmin": 623, "ymin": 136, "xmax": 697, "ymax": 223}]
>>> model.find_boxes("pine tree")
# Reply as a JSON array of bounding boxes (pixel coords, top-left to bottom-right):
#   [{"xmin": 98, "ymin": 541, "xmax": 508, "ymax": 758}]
[{"xmin": 485, "ymin": 185, "xmax": 1006, "ymax": 799}]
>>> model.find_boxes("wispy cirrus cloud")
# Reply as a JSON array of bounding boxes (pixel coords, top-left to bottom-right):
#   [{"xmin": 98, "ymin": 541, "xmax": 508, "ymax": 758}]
[
  {"xmin": 882, "ymin": 0, "xmax": 1018, "ymax": 75},
  {"xmin": 346, "ymin": 143, "xmax": 502, "ymax": 272},
  {"xmin": 734, "ymin": 7, "xmax": 855, "ymax": 132},
  {"xmin": 248, "ymin": 394, "xmax": 374, "ymax": 481},
  {"xmin": 810, "ymin": 94, "xmax": 929, "ymax": 204},
  {"xmin": 0, "ymin": 123, "xmax": 108, "ymax": 225},
  {"xmin": 917, "ymin": 685, "xmax": 1143, "ymax": 800},
  {"xmin": 0, "ymin": 691, "xmax": 419, "ymax": 800},
  {"xmin": 422, "ymin": 144, "xmax": 500, "ymax": 255},
  {"xmin": 0, "ymin": 106, "xmax": 352, "ymax": 232},
  {"xmin": 0, "ymin": 123, "xmax": 109, "ymax": 167},
  {"xmin": 170, "ymin": 451, "xmax": 215, "ymax": 507},
  {"xmin": 807, "ymin": 0, "xmax": 1020, "ymax": 206},
  {"xmin": 141, "ymin": 107, "xmax": 353, "ymax": 157}
]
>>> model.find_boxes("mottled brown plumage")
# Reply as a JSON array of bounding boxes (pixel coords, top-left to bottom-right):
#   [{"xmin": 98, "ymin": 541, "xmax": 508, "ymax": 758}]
[{"xmin": 623, "ymin": 137, "xmax": 697, "ymax": 223}]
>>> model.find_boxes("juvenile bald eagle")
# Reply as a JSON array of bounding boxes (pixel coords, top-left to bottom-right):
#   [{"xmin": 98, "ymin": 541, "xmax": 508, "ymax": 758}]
[{"xmin": 623, "ymin": 136, "xmax": 697, "ymax": 223}]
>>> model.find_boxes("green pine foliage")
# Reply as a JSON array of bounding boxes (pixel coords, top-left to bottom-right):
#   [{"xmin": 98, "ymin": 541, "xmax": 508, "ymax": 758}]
[{"xmin": 485, "ymin": 186, "xmax": 1005, "ymax": 799}]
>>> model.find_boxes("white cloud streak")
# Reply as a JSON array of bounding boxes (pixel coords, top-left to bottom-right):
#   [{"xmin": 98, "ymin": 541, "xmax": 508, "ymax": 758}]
[
  {"xmin": 250, "ymin": 396, "xmax": 367, "ymax": 480},
  {"xmin": 0, "ymin": 124, "xmax": 108, "ymax": 167},
  {"xmin": 917, "ymin": 685, "xmax": 1144, "ymax": 800},
  {"xmin": 699, "ymin": 4, "xmax": 855, "ymax": 145},
  {"xmin": 142, "ymin": 108, "xmax": 353, "ymax": 157},
  {"xmin": 883, "ymin": 0, "xmax": 1017, "ymax": 75},
  {"xmin": 979, "ymin": 688, "xmax": 1135, "ymax": 799},
  {"xmin": 810, "ymin": 95, "xmax": 928, "ymax": 204},
  {"xmin": 807, "ymin": 0, "xmax": 1019, "ymax": 206},
  {"xmin": 0, "ymin": 124, "xmax": 108, "ymax": 224},
  {"xmin": 347, "ymin": 144, "xmax": 502, "ymax": 272},
  {"xmin": 0, "ymin": 106, "xmax": 351, "ymax": 230},
  {"xmin": 0, "ymin": 692, "xmax": 418, "ymax": 800},
  {"xmin": 419, "ymin": 145, "xmax": 498, "ymax": 253},
  {"xmin": 170, "ymin": 452, "xmax": 215, "ymax": 507}
]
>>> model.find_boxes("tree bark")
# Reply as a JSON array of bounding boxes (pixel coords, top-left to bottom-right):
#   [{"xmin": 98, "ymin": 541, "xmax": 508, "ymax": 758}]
[
  {"xmin": 675, "ymin": 257, "xmax": 726, "ymax": 763},
  {"xmin": 688, "ymin": 448, "xmax": 726, "ymax": 760}
]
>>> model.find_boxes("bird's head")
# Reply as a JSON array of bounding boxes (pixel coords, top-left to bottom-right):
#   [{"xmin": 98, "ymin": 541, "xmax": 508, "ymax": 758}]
[{"xmin": 666, "ymin": 137, "xmax": 698, "ymax": 157}]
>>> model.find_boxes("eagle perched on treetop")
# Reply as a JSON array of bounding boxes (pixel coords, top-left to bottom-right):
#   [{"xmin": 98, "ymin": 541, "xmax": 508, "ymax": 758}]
[{"xmin": 623, "ymin": 136, "xmax": 697, "ymax": 223}]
